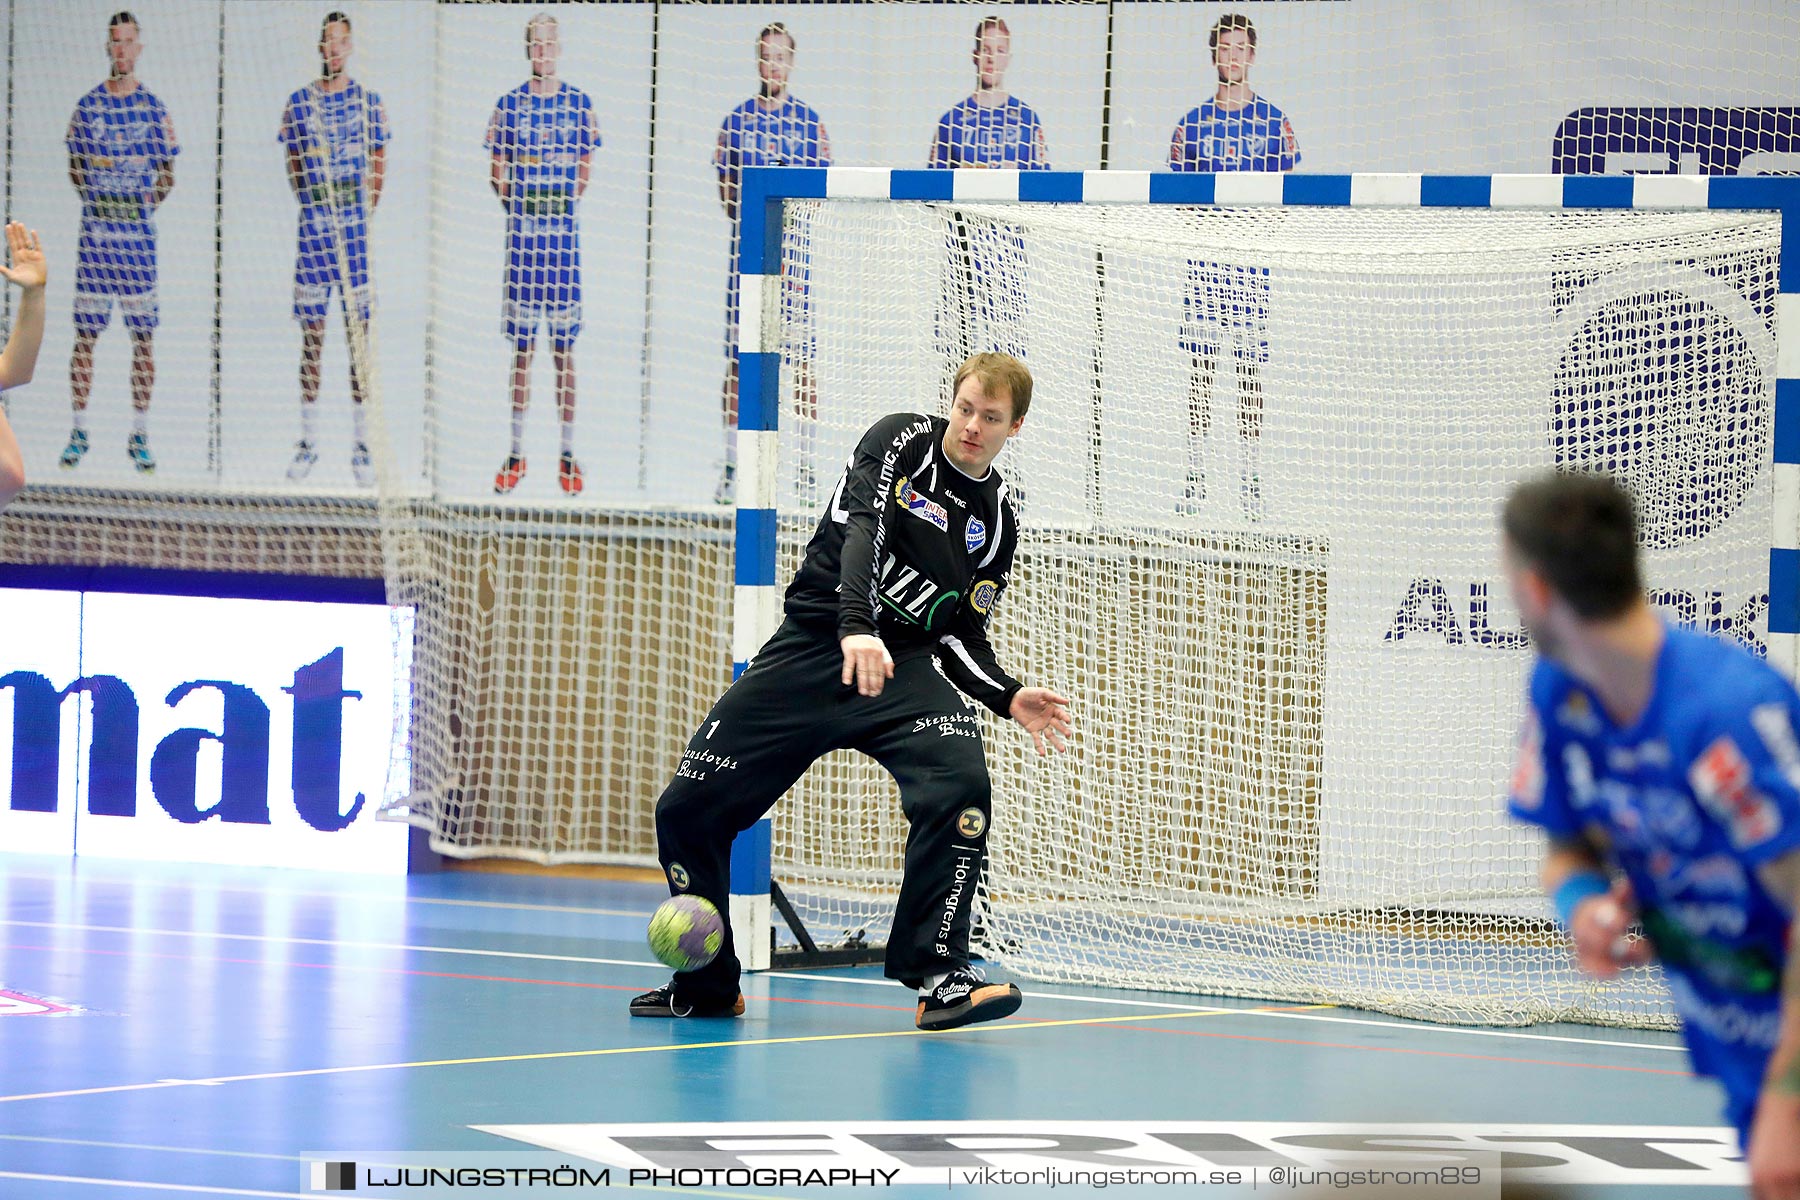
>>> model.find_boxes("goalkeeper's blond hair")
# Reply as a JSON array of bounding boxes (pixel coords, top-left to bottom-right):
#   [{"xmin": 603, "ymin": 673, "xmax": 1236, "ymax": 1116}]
[{"xmin": 953, "ymin": 352, "xmax": 1032, "ymax": 421}]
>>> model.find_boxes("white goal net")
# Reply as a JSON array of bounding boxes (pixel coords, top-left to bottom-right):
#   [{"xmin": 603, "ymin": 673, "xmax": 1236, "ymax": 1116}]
[{"xmin": 766, "ymin": 193, "xmax": 1782, "ymax": 1027}]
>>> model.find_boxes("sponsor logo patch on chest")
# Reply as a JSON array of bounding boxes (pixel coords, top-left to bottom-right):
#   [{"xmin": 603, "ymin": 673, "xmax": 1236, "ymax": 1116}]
[{"xmin": 896, "ymin": 476, "xmax": 949, "ymax": 531}]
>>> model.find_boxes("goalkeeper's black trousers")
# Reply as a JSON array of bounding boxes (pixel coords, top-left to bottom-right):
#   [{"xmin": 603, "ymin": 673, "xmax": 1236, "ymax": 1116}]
[{"xmin": 653, "ymin": 617, "xmax": 994, "ymax": 1005}]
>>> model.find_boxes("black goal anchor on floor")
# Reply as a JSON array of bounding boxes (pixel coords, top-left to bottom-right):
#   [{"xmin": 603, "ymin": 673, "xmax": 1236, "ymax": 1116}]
[{"xmin": 767, "ymin": 880, "xmax": 883, "ymax": 969}]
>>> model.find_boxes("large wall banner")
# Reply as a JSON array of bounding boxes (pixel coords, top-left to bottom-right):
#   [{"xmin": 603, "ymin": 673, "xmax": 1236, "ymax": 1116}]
[{"xmin": 0, "ymin": 0, "xmax": 1791, "ymax": 513}]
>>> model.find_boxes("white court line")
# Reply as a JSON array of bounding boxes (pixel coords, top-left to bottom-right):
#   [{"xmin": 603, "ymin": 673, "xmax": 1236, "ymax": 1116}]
[
  {"xmin": 766, "ymin": 971, "xmax": 1688, "ymax": 1055},
  {"xmin": 1231, "ymin": 1006, "xmax": 1686, "ymax": 1054},
  {"xmin": 6, "ymin": 920, "xmax": 1685, "ymax": 1056},
  {"xmin": 0, "ymin": 868, "xmax": 652, "ymax": 918},
  {"xmin": 0, "ymin": 1172, "xmax": 306, "ymax": 1197},
  {"xmin": 0, "ymin": 1134, "xmax": 298, "ymax": 1161}
]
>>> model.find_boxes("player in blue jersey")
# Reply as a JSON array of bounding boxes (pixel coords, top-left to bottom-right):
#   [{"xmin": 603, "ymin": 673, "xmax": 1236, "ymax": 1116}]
[
  {"xmin": 930, "ymin": 16, "xmax": 1043, "ymax": 473},
  {"xmin": 278, "ymin": 11, "xmax": 388, "ymax": 487},
  {"xmin": 713, "ymin": 22, "xmax": 832, "ymax": 507},
  {"xmin": 1502, "ymin": 473, "xmax": 1800, "ymax": 1194},
  {"xmin": 0, "ymin": 222, "xmax": 50, "ymax": 510},
  {"xmin": 60, "ymin": 11, "xmax": 177, "ymax": 476},
  {"xmin": 1168, "ymin": 13, "xmax": 1299, "ymax": 522},
  {"xmin": 487, "ymin": 13, "xmax": 600, "ymax": 499}
]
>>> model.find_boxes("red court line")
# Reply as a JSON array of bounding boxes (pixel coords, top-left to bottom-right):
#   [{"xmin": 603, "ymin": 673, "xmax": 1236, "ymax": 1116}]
[{"xmin": 6, "ymin": 941, "xmax": 1690, "ymax": 1077}]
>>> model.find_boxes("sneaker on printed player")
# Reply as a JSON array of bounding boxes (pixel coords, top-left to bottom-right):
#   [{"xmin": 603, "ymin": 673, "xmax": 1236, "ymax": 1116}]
[
  {"xmin": 494, "ymin": 454, "xmax": 527, "ymax": 495},
  {"xmin": 127, "ymin": 431, "xmax": 156, "ymax": 473},
  {"xmin": 915, "ymin": 965, "xmax": 1022, "ymax": 1031},
  {"xmin": 628, "ymin": 980, "xmax": 745, "ymax": 1018},
  {"xmin": 287, "ymin": 440, "xmax": 319, "ymax": 482},
  {"xmin": 59, "ymin": 428, "xmax": 89, "ymax": 469}
]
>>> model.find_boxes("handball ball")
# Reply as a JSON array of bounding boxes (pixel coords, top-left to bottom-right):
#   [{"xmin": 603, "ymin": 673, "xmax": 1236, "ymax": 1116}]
[{"xmin": 647, "ymin": 894, "xmax": 725, "ymax": 971}]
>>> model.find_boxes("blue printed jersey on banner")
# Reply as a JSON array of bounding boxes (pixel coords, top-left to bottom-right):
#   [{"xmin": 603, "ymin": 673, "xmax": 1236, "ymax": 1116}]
[
  {"xmin": 66, "ymin": 84, "xmax": 179, "ymax": 295},
  {"xmin": 930, "ymin": 97, "xmax": 1049, "ymax": 170},
  {"xmin": 1168, "ymin": 96, "xmax": 1300, "ymax": 173}
]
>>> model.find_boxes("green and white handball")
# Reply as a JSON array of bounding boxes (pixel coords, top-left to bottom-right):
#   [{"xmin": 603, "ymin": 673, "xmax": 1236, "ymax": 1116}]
[{"xmin": 647, "ymin": 894, "xmax": 725, "ymax": 971}]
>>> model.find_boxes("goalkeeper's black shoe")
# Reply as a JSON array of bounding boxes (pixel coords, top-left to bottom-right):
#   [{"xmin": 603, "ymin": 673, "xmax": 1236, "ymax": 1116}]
[
  {"xmin": 915, "ymin": 965, "xmax": 1022, "ymax": 1031},
  {"xmin": 629, "ymin": 981, "xmax": 744, "ymax": 1018}
]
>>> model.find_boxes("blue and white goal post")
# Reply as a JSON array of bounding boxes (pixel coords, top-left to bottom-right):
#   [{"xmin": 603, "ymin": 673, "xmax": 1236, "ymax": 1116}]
[{"xmin": 723, "ymin": 168, "xmax": 1800, "ymax": 974}]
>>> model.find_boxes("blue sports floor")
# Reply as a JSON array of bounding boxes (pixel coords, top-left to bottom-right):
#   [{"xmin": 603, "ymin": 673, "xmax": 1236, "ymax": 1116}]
[{"xmin": 0, "ymin": 854, "xmax": 1751, "ymax": 1198}]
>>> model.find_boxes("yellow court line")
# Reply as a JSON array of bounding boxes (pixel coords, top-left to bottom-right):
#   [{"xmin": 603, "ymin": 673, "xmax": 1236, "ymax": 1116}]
[{"xmin": 0, "ymin": 1004, "xmax": 1330, "ymax": 1105}]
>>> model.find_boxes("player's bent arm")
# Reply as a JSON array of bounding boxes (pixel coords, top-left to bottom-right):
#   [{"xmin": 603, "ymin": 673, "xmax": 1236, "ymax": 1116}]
[
  {"xmin": 368, "ymin": 145, "xmax": 387, "ymax": 211},
  {"xmin": 0, "ymin": 227, "xmax": 44, "ymax": 506},
  {"xmin": 834, "ymin": 421, "xmax": 912, "ymax": 641},
  {"xmin": 574, "ymin": 108, "xmax": 598, "ymax": 203},
  {"xmin": 936, "ymin": 493, "xmax": 1024, "ymax": 715},
  {"xmin": 715, "ymin": 129, "xmax": 736, "ymax": 218},
  {"xmin": 936, "ymin": 630, "xmax": 1021, "ymax": 718},
  {"xmin": 1539, "ymin": 836, "xmax": 1604, "ymax": 895},
  {"xmin": 835, "ymin": 509, "xmax": 882, "ymax": 640},
  {"xmin": 153, "ymin": 161, "xmax": 174, "ymax": 208},
  {"xmin": 1754, "ymin": 850, "xmax": 1800, "ymax": 1097},
  {"xmin": 1747, "ymin": 849, "xmax": 1800, "ymax": 1195},
  {"xmin": 68, "ymin": 153, "xmax": 88, "ymax": 198},
  {"xmin": 0, "ymin": 405, "xmax": 23, "ymax": 508},
  {"xmin": 935, "ymin": 595, "xmax": 1022, "ymax": 718},
  {"xmin": 0, "ymin": 247, "xmax": 47, "ymax": 391},
  {"xmin": 0, "ymin": 292, "xmax": 45, "ymax": 389},
  {"xmin": 285, "ymin": 147, "xmax": 307, "ymax": 200},
  {"xmin": 489, "ymin": 151, "xmax": 507, "ymax": 203},
  {"xmin": 1541, "ymin": 835, "xmax": 1641, "ymax": 978}
]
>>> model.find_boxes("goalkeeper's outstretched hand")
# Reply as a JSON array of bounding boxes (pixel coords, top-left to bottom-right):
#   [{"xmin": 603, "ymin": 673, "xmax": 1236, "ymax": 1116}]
[{"xmin": 1010, "ymin": 687, "xmax": 1072, "ymax": 756}]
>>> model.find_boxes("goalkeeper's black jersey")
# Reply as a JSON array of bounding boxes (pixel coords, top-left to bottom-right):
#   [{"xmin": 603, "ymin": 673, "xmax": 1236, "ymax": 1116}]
[{"xmin": 783, "ymin": 412, "xmax": 1023, "ymax": 717}]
